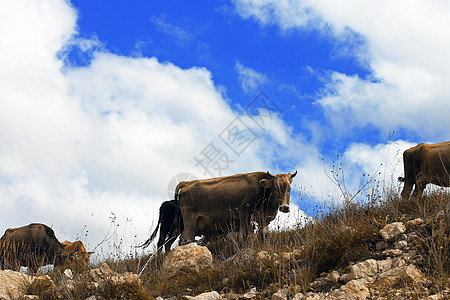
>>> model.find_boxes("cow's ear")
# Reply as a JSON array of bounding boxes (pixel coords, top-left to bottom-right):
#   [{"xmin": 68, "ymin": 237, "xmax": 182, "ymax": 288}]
[{"xmin": 259, "ymin": 179, "xmax": 273, "ymax": 188}]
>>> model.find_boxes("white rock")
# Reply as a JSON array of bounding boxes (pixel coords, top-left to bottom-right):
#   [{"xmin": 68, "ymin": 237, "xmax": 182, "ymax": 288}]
[
  {"xmin": 183, "ymin": 291, "xmax": 220, "ymax": 300},
  {"xmin": 380, "ymin": 222, "xmax": 406, "ymax": 241},
  {"xmin": 329, "ymin": 278, "xmax": 370, "ymax": 300},
  {"xmin": 395, "ymin": 240, "xmax": 408, "ymax": 249},
  {"xmin": 160, "ymin": 243, "xmax": 213, "ymax": 279},
  {"xmin": 292, "ymin": 293, "xmax": 304, "ymax": 300},
  {"xmin": 405, "ymin": 218, "xmax": 424, "ymax": 228},
  {"xmin": 64, "ymin": 268, "xmax": 73, "ymax": 280},
  {"xmin": 328, "ymin": 270, "xmax": 340, "ymax": 283},
  {"xmin": 272, "ymin": 292, "xmax": 287, "ymax": 300},
  {"xmin": 350, "ymin": 259, "xmax": 378, "ymax": 279}
]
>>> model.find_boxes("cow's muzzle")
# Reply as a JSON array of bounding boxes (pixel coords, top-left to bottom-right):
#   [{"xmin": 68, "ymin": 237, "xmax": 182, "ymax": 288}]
[{"xmin": 279, "ymin": 205, "xmax": 290, "ymax": 213}]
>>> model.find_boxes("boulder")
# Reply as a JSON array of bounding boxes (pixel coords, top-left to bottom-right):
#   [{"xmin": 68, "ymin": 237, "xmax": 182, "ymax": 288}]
[
  {"xmin": 183, "ymin": 291, "xmax": 220, "ymax": 300},
  {"xmin": 402, "ymin": 264, "xmax": 426, "ymax": 284},
  {"xmin": 0, "ymin": 270, "xmax": 55, "ymax": 300},
  {"xmin": 160, "ymin": 243, "xmax": 213, "ymax": 279},
  {"xmin": 0, "ymin": 270, "xmax": 33, "ymax": 300},
  {"xmin": 380, "ymin": 222, "xmax": 406, "ymax": 241},
  {"xmin": 329, "ymin": 278, "xmax": 370, "ymax": 300},
  {"xmin": 405, "ymin": 218, "xmax": 424, "ymax": 229},
  {"xmin": 349, "ymin": 259, "xmax": 378, "ymax": 280},
  {"xmin": 328, "ymin": 271, "xmax": 340, "ymax": 283},
  {"xmin": 89, "ymin": 263, "xmax": 140, "ymax": 287},
  {"xmin": 272, "ymin": 292, "xmax": 287, "ymax": 300}
]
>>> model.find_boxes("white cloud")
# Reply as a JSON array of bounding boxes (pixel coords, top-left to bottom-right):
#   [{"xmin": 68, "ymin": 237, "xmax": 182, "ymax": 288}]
[
  {"xmin": 150, "ymin": 14, "xmax": 193, "ymax": 46},
  {"xmin": 0, "ymin": 0, "xmax": 307, "ymax": 258},
  {"xmin": 233, "ymin": 0, "xmax": 450, "ymax": 139},
  {"xmin": 235, "ymin": 61, "xmax": 269, "ymax": 94},
  {"xmin": 292, "ymin": 140, "xmax": 418, "ymax": 205},
  {"xmin": 269, "ymin": 203, "xmax": 311, "ymax": 232}
]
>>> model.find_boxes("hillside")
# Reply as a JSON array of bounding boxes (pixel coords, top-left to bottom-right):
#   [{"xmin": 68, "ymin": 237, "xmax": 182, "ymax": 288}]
[{"xmin": 1, "ymin": 189, "xmax": 449, "ymax": 299}]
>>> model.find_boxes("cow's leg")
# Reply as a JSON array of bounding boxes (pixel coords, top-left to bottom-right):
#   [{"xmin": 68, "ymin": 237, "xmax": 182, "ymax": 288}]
[
  {"xmin": 164, "ymin": 234, "xmax": 178, "ymax": 252},
  {"xmin": 412, "ymin": 182, "xmax": 425, "ymax": 199},
  {"xmin": 180, "ymin": 216, "xmax": 196, "ymax": 245},
  {"xmin": 238, "ymin": 210, "xmax": 251, "ymax": 245},
  {"xmin": 400, "ymin": 179, "xmax": 414, "ymax": 200},
  {"xmin": 156, "ymin": 232, "xmax": 166, "ymax": 252}
]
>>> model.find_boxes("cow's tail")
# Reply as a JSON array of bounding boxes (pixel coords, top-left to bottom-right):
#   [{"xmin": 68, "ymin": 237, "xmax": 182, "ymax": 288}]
[
  {"xmin": 136, "ymin": 207, "xmax": 163, "ymax": 249},
  {"xmin": 398, "ymin": 177, "xmax": 405, "ymax": 182},
  {"xmin": 174, "ymin": 181, "xmax": 185, "ymax": 202}
]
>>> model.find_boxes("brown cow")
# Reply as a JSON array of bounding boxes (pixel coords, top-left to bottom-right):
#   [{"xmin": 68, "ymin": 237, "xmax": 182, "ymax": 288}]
[
  {"xmin": 176, "ymin": 171, "xmax": 297, "ymax": 245},
  {"xmin": 399, "ymin": 141, "xmax": 450, "ymax": 200},
  {"xmin": 61, "ymin": 240, "xmax": 91, "ymax": 269},
  {"xmin": 0, "ymin": 223, "xmax": 92, "ymax": 272}
]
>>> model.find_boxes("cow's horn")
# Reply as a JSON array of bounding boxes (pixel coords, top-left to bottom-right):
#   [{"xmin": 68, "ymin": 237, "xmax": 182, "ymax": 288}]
[
  {"xmin": 291, "ymin": 170, "xmax": 297, "ymax": 178},
  {"xmin": 267, "ymin": 171, "xmax": 275, "ymax": 178}
]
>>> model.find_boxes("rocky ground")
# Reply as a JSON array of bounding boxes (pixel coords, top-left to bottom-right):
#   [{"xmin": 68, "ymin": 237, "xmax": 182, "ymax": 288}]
[
  {"xmin": 1, "ymin": 217, "xmax": 449, "ymax": 300},
  {"xmin": 2, "ymin": 185, "xmax": 450, "ymax": 300}
]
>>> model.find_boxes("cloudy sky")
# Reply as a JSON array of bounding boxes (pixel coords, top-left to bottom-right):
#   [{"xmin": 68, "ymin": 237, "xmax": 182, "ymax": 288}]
[{"xmin": 1, "ymin": 0, "xmax": 449, "ymax": 258}]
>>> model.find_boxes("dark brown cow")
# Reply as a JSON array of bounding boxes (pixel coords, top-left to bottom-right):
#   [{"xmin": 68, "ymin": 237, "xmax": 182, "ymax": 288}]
[
  {"xmin": 176, "ymin": 171, "xmax": 297, "ymax": 245},
  {"xmin": 0, "ymin": 223, "xmax": 92, "ymax": 272},
  {"xmin": 137, "ymin": 199, "xmax": 182, "ymax": 252},
  {"xmin": 399, "ymin": 141, "xmax": 450, "ymax": 200}
]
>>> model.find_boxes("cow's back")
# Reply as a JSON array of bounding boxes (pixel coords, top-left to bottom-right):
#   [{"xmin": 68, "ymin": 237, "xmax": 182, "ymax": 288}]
[
  {"xmin": 0, "ymin": 223, "xmax": 64, "ymax": 271},
  {"xmin": 181, "ymin": 172, "xmax": 265, "ymax": 205},
  {"xmin": 403, "ymin": 142, "xmax": 450, "ymax": 186},
  {"xmin": 179, "ymin": 172, "xmax": 267, "ymax": 233}
]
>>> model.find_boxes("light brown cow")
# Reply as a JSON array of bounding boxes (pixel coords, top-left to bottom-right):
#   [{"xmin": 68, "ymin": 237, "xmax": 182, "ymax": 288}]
[
  {"xmin": 399, "ymin": 141, "xmax": 450, "ymax": 200},
  {"xmin": 0, "ymin": 223, "xmax": 92, "ymax": 272},
  {"xmin": 176, "ymin": 171, "xmax": 297, "ymax": 244},
  {"xmin": 61, "ymin": 240, "xmax": 92, "ymax": 269}
]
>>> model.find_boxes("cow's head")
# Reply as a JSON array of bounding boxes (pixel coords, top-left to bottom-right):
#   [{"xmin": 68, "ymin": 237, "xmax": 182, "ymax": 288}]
[
  {"xmin": 61, "ymin": 240, "xmax": 93, "ymax": 269},
  {"xmin": 259, "ymin": 171, "xmax": 297, "ymax": 213}
]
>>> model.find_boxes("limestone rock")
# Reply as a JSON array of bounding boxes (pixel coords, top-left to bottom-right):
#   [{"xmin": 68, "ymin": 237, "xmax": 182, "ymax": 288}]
[
  {"xmin": 350, "ymin": 259, "xmax": 378, "ymax": 280},
  {"xmin": 328, "ymin": 271, "xmax": 340, "ymax": 283},
  {"xmin": 183, "ymin": 291, "xmax": 220, "ymax": 300},
  {"xmin": 395, "ymin": 240, "xmax": 408, "ymax": 249},
  {"xmin": 64, "ymin": 268, "xmax": 73, "ymax": 280},
  {"xmin": 405, "ymin": 218, "xmax": 424, "ymax": 228},
  {"xmin": 373, "ymin": 266, "xmax": 403, "ymax": 288},
  {"xmin": 89, "ymin": 263, "xmax": 140, "ymax": 287},
  {"xmin": 292, "ymin": 293, "xmax": 304, "ymax": 300},
  {"xmin": 380, "ymin": 222, "xmax": 405, "ymax": 241},
  {"xmin": 304, "ymin": 293, "xmax": 321, "ymax": 300},
  {"xmin": 340, "ymin": 273, "xmax": 353, "ymax": 283},
  {"xmin": 0, "ymin": 270, "xmax": 33, "ymax": 300},
  {"xmin": 376, "ymin": 257, "xmax": 393, "ymax": 274},
  {"xmin": 329, "ymin": 278, "xmax": 370, "ymax": 300},
  {"xmin": 403, "ymin": 264, "xmax": 426, "ymax": 283},
  {"xmin": 161, "ymin": 243, "xmax": 213, "ymax": 279},
  {"xmin": 272, "ymin": 292, "xmax": 287, "ymax": 300}
]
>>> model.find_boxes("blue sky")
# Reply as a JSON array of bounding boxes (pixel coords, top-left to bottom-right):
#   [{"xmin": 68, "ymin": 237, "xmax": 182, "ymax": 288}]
[
  {"xmin": 1, "ymin": 0, "xmax": 449, "ymax": 257},
  {"xmin": 69, "ymin": 0, "xmax": 371, "ymax": 152}
]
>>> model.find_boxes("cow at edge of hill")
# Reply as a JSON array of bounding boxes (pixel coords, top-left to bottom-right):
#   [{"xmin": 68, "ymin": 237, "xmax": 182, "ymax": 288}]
[
  {"xmin": 137, "ymin": 199, "xmax": 246, "ymax": 252},
  {"xmin": 0, "ymin": 223, "xmax": 92, "ymax": 272},
  {"xmin": 398, "ymin": 141, "xmax": 450, "ymax": 200},
  {"xmin": 137, "ymin": 199, "xmax": 182, "ymax": 252},
  {"xmin": 176, "ymin": 170, "xmax": 297, "ymax": 245}
]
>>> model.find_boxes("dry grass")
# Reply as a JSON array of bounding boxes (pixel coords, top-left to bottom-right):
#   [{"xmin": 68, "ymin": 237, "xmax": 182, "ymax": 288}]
[{"xmin": 18, "ymin": 188, "xmax": 450, "ymax": 299}]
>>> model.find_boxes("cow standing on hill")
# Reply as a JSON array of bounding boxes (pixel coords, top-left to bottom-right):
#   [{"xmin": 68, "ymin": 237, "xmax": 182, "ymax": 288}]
[
  {"xmin": 176, "ymin": 171, "xmax": 297, "ymax": 245},
  {"xmin": 137, "ymin": 200, "xmax": 182, "ymax": 252},
  {"xmin": 137, "ymin": 199, "xmax": 247, "ymax": 252},
  {"xmin": 399, "ymin": 141, "xmax": 450, "ymax": 200},
  {"xmin": 0, "ymin": 223, "xmax": 92, "ymax": 272}
]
